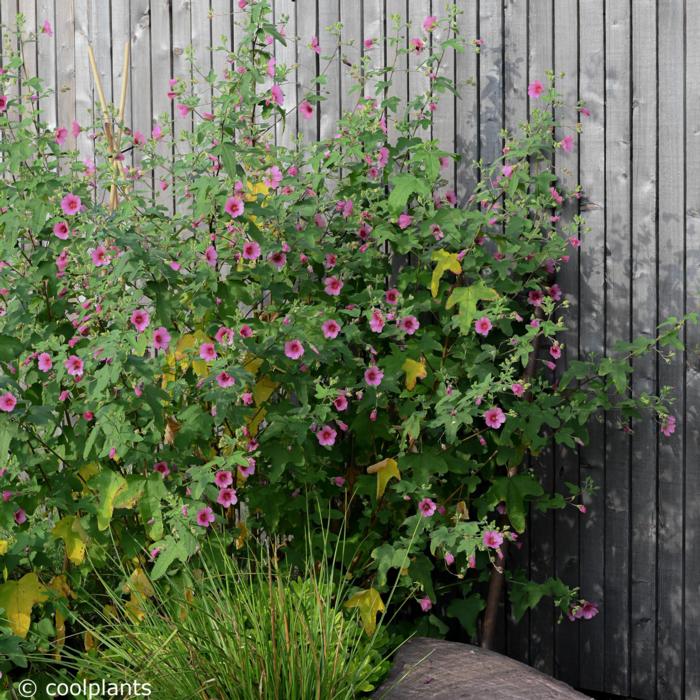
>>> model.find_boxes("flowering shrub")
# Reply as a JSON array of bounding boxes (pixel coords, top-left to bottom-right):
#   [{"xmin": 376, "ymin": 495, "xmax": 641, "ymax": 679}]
[{"xmin": 0, "ymin": 0, "xmax": 692, "ymax": 673}]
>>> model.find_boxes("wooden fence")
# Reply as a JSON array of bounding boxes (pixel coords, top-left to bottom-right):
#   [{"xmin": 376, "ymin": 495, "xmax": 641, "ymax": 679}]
[{"xmin": 1, "ymin": 1, "xmax": 698, "ymax": 699}]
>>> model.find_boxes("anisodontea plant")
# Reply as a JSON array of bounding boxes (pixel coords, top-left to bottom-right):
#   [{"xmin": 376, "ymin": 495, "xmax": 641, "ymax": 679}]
[{"xmin": 0, "ymin": 0, "xmax": 693, "ymax": 669}]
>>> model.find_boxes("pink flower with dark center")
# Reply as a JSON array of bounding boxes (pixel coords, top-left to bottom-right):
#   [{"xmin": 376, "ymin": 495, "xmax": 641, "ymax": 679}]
[
  {"xmin": 270, "ymin": 83, "xmax": 284, "ymax": 106},
  {"xmin": 475, "ymin": 316, "xmax": 493, "ymax": 337},
  {"xmin": 398, "ymin": 315, "xmax": 420, "ymax": 335},
  {"xmin": 55, "ymin": 127, "xmax": 68, "ymax": 145},
  {"xmin": 83, "ymin": 411, "xmax": 94, "ymax": 421},
  {"xmin": 199, "ymin": 343, "xmax": 217, "ymax": 361},
  {"xmin": 37, "ymin": 353, "xmax": 53, "ymax": 372},
  {"xmin": 418, "ymin": 498, "xmax": 437, "ymax": 517},
  {"xmin": 14, "ymin": 508, "xmax": 27, "ymax": 525},
  {"xmin": 364, "ymin": 366, "xmax": 384, "ymax": 387},
  {"xmin": 130, "ymin": 309, "xmax": 150, "ymax": 333},
  {"xmin": 91, "ymin": 245, "xmax": 110, "ymax": 267},
  {"xmin": 299, "ymin": 100, "xmax": 314, "ymax": 120},
  {"xmin": 217, "ymin": 487, "xmax": 238, "ymax": 507},
  {"xmin": 316, "ymin": 425, "xmax": 337, "ymax": 446},
  {"xmin": 364, "ymin": 38, "xmax": 374, "ymax": 49},
  {"xmin": 152, "ymin": 327, "xmax": 171, "ymax": 351},
  {"xmin": 577, "ymin": 601, "xmax": 599, "ymax": 620},
  {"xmin": 268, "ymin": 251, "xmax": 287, "ymax": 269},
  {"xmin": 431, "ymin": 224, "xmax": 444, "ymax": 240},
  {"xmin": 61, "ymin": 193, "xmax": 81, "ymax": 216},
  {"xmin": 385, "ymin": 288, "xmax": 400, "ymax": 305},
  {"xmin": 0, "ymin": 392, "xmax": 17, "ymax": 412},
  {"xmin": 661, "ymin": 415, "xmax": 676, "ymax": 437},
  {"xmin": 239, "ymin": 324, "xmax": 253, "ymax": 338},
  {"xmin": 216, "ymin": 371, "xmax": 235, "ymax": 388},
  {"xmin": 242, "ymin": 240, "xmax": 261, "ymax": 260},
  {"xmin": 423, "ymin": 15, "xmax": 438, "ymax": 31},
  {"xmin": 333, "ymin": 394, "xmax": 348, "ymax": 412},
  {"xmin": 483, "ymin": 530, "xmax": 504, "ymax": 549},
  {"xmin": 369, "ymin": 309, "xmax": 385, "ymax": 333},
  {"xmin": 484, "ymin": 406, "xmax": 506, "ymax": 429},
  {"xmin": 196, "ymin": 506, "xmax": 216, "ymax": 527},
  {"xmin": 322, "ymin": 319, "xmax": 341, "ymax": 339},
  {"xmin": 419, "ymin": 596, "xmax": 433, "ymax": 612},
  {"xmin": 324, "ymin": 276, "xmax": 343, "ymax": 296},
  {"xmin": 204, "ymin": 245, "xmax": 218, "ymax": 267},
  {"xmin": 64, "ymin": 355, "xmax": 84, "ymax": 378},
  {"xmin": 239, "ymin": 458, "xmax": 256, "ymax": 478},
  {"xmin": 397, "ymin": 213, "xmax": 413, "ymax": 229},
  {"xmin": 284, "ymin": 339, "xmax": 304, "ymax": 360},
  {"xmin": 53, "ymin": 221, "xmax": 70, "ymax": 239},
  {"xmin": 511, "ymin": 382, "xmax": 525, "ymax": 397},
  {"xmin": 215, "ymin": 470, "xmax": 233, "ymax": 488},
  {"xmin": 225, "ymin": 196, "xmax": 245, "ymax": 218},
  {"xmin": 410, "ymin": 37, "xmax": 425, "ymax": 53},
  {"xmin": 333, "ymin": 476, "xmax": 346, "ymax": 487},
  {"xmin": 0, "ymin": 95, "xmax": 8, "ymax": 112},
  {"xmin": 153, "ymin": 461, "xmax": 170, "ymax": 477},
  {"xmin": 550, "ymin": 343, "xmax": 562, "ymax": 359},
  {"xmin": 528, "ymin": 80, "xmax": 544, "ymax": 99},
  {"xmin": 215, "ymin": 327, "xmax": 234, "ymax": 345},
  {"xmin": 527, "ymin": 290, "xmax": 544, "ymax": 306},
  {"xmin": 560, "ymin": 135, "xmax": 575, "ymax": 152},
  {"xmin": 265, "ymin": 166, "xmax": 283, "ymax": 189}
]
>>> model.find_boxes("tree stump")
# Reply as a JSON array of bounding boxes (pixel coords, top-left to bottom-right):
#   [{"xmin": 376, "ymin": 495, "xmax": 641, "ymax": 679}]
[{"xmin": 374, "ymin": 638, "xmax": 592, "ymax": 699}]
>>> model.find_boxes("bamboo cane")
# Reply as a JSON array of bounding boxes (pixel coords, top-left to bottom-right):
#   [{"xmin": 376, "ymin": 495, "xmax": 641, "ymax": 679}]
[{"xmin": 110, "ymin": 42, "xmax": 130, "ymax": 210}]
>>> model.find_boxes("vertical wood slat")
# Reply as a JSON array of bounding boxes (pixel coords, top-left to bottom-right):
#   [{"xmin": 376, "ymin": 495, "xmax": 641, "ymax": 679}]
[
  {"xmin": 295, "ymin": 0, "xmax": 317, "ymax": 143},
  {"xmin": 73, "ymin": 0, "xmax": 93, "ymax": 160},
  {"xmin": 684, "ymin": 2, "xmax": 700, "ymax": 697},
  {"xmin": 657, "ymin": 1, "xmax": 685, "ymax": 699},
  {"xmin": 527, "ymin": 0, "xmax": 555, "ymax": 678},
  {"xmin": 273, "ymin": 0, "xmax": 297, "ymax": 149},
  {"xmin": 55, "ymin": 0, "xmax": 76, "ymax": 146},
  {"xmin": 576, "ymin": 0, "xmax": 606, "ymax": 692},
  {"xmin": 384, "ymin": 0, "xmax": 406, "ymax": 146},
  {"xmin": 317, "ymin": 0, "xmax": 340, "ymax": 141},
  {"xmin": 603, "ymin": 1, "xmax": 632, "ymax": 694},
  {"xmin": 406, "ymin": 0, "xmax": 430, "ymax": 140},
  {"xmin": 36, "ymin": 0, "xmax": 57, "ymax": 127},
  {"xmin": 478, "ymin": 0, "xmax": 502, "ymax": 167},
  {"xmin": 553, "ymin": 0, "xmax": 580, "ymax": 686},
  {"xmin": 630, "ymin": 1, "xmax": 658, "ymax": 697},
  {"xmin": 130, "ymin": 0, "xmax": 151, "ymax": 171}
]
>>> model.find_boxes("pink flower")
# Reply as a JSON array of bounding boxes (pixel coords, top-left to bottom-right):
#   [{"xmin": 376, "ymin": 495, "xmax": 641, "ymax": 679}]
[
  {"xmin": 483, "ymin": 530, "xmax": 504, "ymax": 549},
  {"xmin": 265, "ymin": 166, "xmax": 283, "ymax": 189},
  {"xmin": 316, "ymin": 425, "xmax": 337, "ymax": 446},
  {"xmin": 324, "ymin": 276, "xmax": 343, "ymax": 296},
  {"xmin": 268, "ymin": 251, "xmax": 287, "ymax": 270},
  {"xmin": 333, "ymin": 476, "xmax": 346, "ymax": 487},
  {"xmin": 225, "ymin": 195, "xmax": 245, "ymax": 218},
  {"xmin": 364, "ymin": 38, "xmax": 374, "ymax": 49},
  {"xmin": 216, "ymin": 371, "xmax": 235, "ymax": 388},
  {"xmin": 152, "ymin": 327, "xmax": 171, "ymax": 351},
  {"xmin": 82, "ymin": 411, "xmax": 94, "ymax": 422},
  {"xmin": 91, "ymin": 245, "xmax": 111, "ymax": 267},
  {"xmin": 55, "ymin": 127, "xmax": 68, "ymax": 146},
  {"xmin": 418, "ymin": 596, "xmax": 433, "ymax": 612},
  {"xmin": 418, "ymin": 498, "xmax": 437, "ymax": 517},
  {"xmin": 217, "ymin": 487, "xmax": 238, "ymax": 507},
  {"xmin": 270, "ymin": 83, "xmax": 284, "ymax": 106},
  {"xmin": 528, "ymin": 290, "xmax": 544, "ymax": 307},
  {"xmin": 14, "ymin": 508, "xmax": 27, "ymax": 525},
  {"xmin": 484, "ymin": 406, "xmax": 506, "ymax": 429},
  {"xmin": 0, "ymin": 392, "xmax": 17, "ymax": 412},
  {"xmin": 444, "ymin": 551, "xmax": 455, "ymax": 565},
  {"xmin": 130, "ymin": 309, "xmax": 150, "ymax": 333},
  {"xmin": 577, "ymin": 601, "xmax": 599, "ymax": 620},
  {"xmin": 398, "ymin": 315, "xmax": 420, "ymax": 335},
  {"xmin": 364, "ymin": 366, "xmax": 384, "ymax": 387},
  {"xmin": 475, "ymin": 316, "xmax": 493, "ymax": 337},
  {"xmin": 41, "ymin": 19, "xmax": 53, "ymax": 36},
  {"xmin": 369, "ymin": 309, "xmax": 385, "ymax": 333},
  {"xmin": 199, "ymin": 343, "xmax": 217, "ymax": 361},
  {"xmin": 152, "ymin": 124, "xmax": 163, "ymax": 140},
  {"xmin": 215, "ymin": 470, "xmax": 233, "ymax": 488},
  {"xmin": 37, "ymin": 353, "xmax": 53, "ymax": 372},
  {"xmin": 550, "ymin": 187, "xmax": 564, "ymax": 205},
  {"xmin": 0, "ymin": 95, "xmax": 8, "ymax": 112},
  {"xmin": 560, "ymin": 135, "xmax": 575, "ymax": 152},
  {"xmin": 239, "ymin": 324, "xmax": 253, "ymax": 338},
  {"xmin": 215, "ymin": 327, "xmax": 234, "ymax": 346},
  {"xmin": 528, "ymin": 80, "xmax": 544, "ymax": 99},
  {"xmin": 422, "ymin": 15, "xmax": 438, "ymax": 31},
  {"xmin": 153, "ymin": 461, "xmax": 170, "ymax": 477},
  {"xmin": 176, "ymin": 103, "xmax": 191, "ymax": 118},
  {"xmin": 242, "ymin": 240, "xmax": 261, "ymax": 260},
  {"xmin": 410, "ymin": 37, "xmax": 425, "ymax": 53},
  {"xmin": 61, "ymin": 193, "xmax": 81, "ymax": 216},
  {"xmin": 511, "ymin": 382, "xmax": 525, "ymax": 397},
  {"xmin": 267, "ymin": 57, "xmax": 277, "ymax": 77},
  {"xmin": 53, "ymin": 221, "xmax": 70, "ymax": 240},
  {"xmin": 239, "ymin": 458, "xmax": 256, "ymax": 478},
  {"xmin": 299, "ymin": 100, "xmax": 314, "ymax": 120},
  {"xmin": 385, "ymin": 288, "xmax": 400, "ymax": 305},
  {"xmin": 550, "ymin": 343, "xmax": 562, "ymax": 359},
  {"xmin": 501, "ymin": 164, "xmax": 513, "ymax": 178},
  {"xmin": 322, "ymin": 319, "xmax": 341, "ymax": 339},
  {"xmin": 310, "ymin": 35, "xmax": 320, "ymax": 54},
  {"xmin": 397, "ymin": 213, "xmax": 413, "ymax": 229},
  {"xmin": 196, "ymin": 506, "xmax": 216, "ymax": 527},
  {"xmin": 333, "ymin": 394, "xmax": 348, "ymax": 411},
  {"xmin": 284, "ymin": 339, "xmax": 304, "ymax": 360},
  {"xmin": 204, "ymin": 245, "xmax": 218, "ymax": 267},
  {"xmin": 59, "ymin": 390, "xmax": 71, "ymax": 401},
  {"xmin": 64, "ymin": 355, "xmax": 84, "ymax": 378},
  {"xmin": 661, "ymin": 415, "xmax": 676, "ymax": 437}
]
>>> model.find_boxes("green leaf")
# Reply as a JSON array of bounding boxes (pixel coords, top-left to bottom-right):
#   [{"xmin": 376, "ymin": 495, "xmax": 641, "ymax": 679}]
[
  {"xmin": 387, "ymin": 174, "xmax": 430, "ymax": 215},
  {"xmin": 447, "ymin": 594, "xmax": 485, "ymax": 637},
  {"xmin": 89, "ymin": 469, "xmax": 128, "ymax": 531},
  {"xmin": 446, "ymin": 282, "xmax": 499, "ymax": 333},
  {"xmin": 488, "ymin": 474, "xmax": 544, "ymax": 533}
]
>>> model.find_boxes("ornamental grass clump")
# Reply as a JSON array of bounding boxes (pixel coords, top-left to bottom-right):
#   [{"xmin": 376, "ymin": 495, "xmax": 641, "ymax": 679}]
[{"xmin": 0, "ymin": 0, "xmax": 694, "ymax": 680}]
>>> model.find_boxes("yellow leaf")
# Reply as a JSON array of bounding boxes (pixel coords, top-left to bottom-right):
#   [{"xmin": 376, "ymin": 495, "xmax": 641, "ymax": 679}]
[
  {"xmin": 123, "ymin": 567, "xmax": 156, "ymax": 599},
  {"xmin": 51, "ymin": 516, "xmax": 87, "ymax": 565},
  {"xmin": 430, "ymin": 250, "xmax": 462, "ymax": 298},
  {"xmin": 84, "ymin": 630, "xmax": 96, "ymax": 651},
  {"xmin": 235, "ymin": 522, "xmax": 248, "ymax": 550},
  {"xmin": 49, "ymin": 575, "xmax": 74, "ymax": 660},
  {"xmin": 367, "ymin": 458, "xmax": 401, "ymax": 499},
  {"xmin": 344, "ymin": 588, "xmax": 385, "ymax": 635},
  {"xmin": 89, "ymin": 469, "xmax": 128, "ymax": 531},
  {"xmin": 245, "ymin": 181, "xmax": 270, "ymax": 202},
  {"xmin": 162, "ymin": 331, "xmax": 210, "ymax": 387},
  {"xmin": 0, "ymin": 540, "xmax": 9, "ymax": 555},
  {"xmin": 402, "ymin": 358, "xmax": 427, "ymax": 390},
  {"xmin": 0, "ymin": 572, "xmax": 48, "ymax": 637}
]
